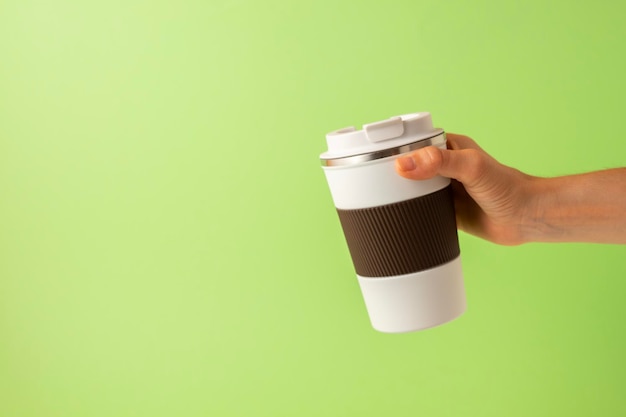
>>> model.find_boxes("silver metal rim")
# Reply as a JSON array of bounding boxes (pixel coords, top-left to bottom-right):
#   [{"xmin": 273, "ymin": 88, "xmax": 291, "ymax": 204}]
[{"xmin": 321, "ymin": 132, "xmax": 446, "ymax": 167}]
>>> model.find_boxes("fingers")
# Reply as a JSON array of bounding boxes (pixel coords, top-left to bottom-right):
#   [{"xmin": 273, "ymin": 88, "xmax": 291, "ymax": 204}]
[
  {"xmin": 396, "ymin": 133, "xmax": 491, "ymax": 185},
  {"xmin": 437, "ymin": 147, "xmax": 491, "ymax": 187},
  {"xmin": 395, "ymin": 146, "xmax": 443, "ymax": 180},
  {"xmin": 445, "ymin": 133, "xmax": 482, "ymax": 151},
  {"xmin": 396, "ymin": 145, "xmax": 492, "ymax": 188}
]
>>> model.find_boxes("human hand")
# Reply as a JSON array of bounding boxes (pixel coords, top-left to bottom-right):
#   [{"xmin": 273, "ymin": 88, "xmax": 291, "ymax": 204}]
[{"xmin": 395, "ymin": 133, "xmax": 537, "ymax": 245}]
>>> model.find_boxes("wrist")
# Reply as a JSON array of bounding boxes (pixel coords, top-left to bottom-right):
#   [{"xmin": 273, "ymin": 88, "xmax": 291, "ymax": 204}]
[{"xmin": 520, "ymin": 176, "xmax": 563, "ymax": 243}]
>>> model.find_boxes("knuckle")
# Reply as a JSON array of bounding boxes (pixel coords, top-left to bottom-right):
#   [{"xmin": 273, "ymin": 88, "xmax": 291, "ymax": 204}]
[
  {"xmin": 465, "ymin": 149, "xmax": 489, "ymax": 182},
  {"xmin": 423, "ymin": 147, "xmax": 443, "ymax": 176}
]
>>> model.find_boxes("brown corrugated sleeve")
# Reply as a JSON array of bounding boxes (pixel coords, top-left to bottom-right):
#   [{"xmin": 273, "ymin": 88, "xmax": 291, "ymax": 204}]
[{"xmin": 336, "ymin": 185, "xmax": 460, "ymax": 277}]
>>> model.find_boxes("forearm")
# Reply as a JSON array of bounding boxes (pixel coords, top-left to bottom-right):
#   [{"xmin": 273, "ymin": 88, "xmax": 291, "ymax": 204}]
[{"xmin": 524, "ymin": 168, "xmax": 626, "ymax": 244}]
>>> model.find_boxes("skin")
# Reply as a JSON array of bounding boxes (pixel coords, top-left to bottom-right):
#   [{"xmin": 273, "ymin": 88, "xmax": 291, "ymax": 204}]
[{"xmin": 395, "ymin": 133, "xmax": 626, "ymax": 245}]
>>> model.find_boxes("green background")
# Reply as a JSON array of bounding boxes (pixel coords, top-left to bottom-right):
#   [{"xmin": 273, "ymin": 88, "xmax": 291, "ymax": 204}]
[{"xmin": 1, "ymin": 0, "xmax": 625, "ymax": 416}]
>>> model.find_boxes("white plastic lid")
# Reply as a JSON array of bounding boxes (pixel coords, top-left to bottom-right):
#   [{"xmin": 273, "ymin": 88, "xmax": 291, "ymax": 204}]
[{"xmin": 320, "ymin": 112, "xmax": 443, "ymax": 161}]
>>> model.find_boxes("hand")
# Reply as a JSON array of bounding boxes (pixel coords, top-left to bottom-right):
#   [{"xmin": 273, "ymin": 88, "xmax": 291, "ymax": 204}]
[
  {"xmin": 395, "ymin": 133, "xmax": 535, "ymax": 245},
  {"xmin": 395, "ymin": 133, "xmax": 626, "ymax": 245}
]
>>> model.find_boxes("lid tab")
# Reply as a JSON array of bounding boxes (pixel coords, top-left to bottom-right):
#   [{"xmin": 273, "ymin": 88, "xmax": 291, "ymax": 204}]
[{"xmin": 363, "ymin": 116, "xmax": 404, "ymax": 142}]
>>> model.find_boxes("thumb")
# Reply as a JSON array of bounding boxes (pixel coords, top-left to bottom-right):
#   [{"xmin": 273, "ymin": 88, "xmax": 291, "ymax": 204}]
[{"xmin": 396, "ymin": 146, "xmax": 490, "ymax": 188}]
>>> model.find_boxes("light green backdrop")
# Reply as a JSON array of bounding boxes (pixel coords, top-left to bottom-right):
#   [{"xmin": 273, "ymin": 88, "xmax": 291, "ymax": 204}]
[{"xmin": 1, "ymin": 1, "xmax": 625, "ymax": 416}]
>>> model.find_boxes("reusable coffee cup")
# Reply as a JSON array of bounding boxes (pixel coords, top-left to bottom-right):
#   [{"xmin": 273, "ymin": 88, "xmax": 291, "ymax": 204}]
[{"xmin": 320, "ymin": 112, "xmax": 466, "ymax": 333}]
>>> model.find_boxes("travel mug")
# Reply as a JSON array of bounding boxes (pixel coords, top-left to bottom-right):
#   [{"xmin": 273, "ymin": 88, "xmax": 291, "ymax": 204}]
[{"xmin": 320, "ymin": 112, "xmax": 466, "ymax": 333}]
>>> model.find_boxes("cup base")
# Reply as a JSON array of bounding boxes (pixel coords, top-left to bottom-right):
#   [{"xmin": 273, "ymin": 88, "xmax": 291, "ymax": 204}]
[{"xmin": 357, "ymin": 256, "xmax": 466, "ymax": 333}]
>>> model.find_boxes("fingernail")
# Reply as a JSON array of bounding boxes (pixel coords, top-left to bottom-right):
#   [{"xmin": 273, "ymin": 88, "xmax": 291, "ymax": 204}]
[{"xmin": 397, "ymin": 156, "xmax": 416, "ymax": 171}]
